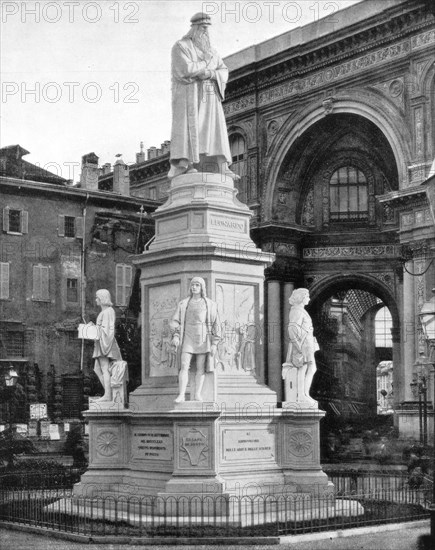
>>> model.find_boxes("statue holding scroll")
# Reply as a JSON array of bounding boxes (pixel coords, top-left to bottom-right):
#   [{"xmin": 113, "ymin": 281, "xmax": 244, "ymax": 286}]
[
  {"xmin": 282, "ymin": 288, "xmax": 318, "ymax": 405},
  {"xmin": 80, "ymin": 289, "xmax": 128, "ymax": 405}
]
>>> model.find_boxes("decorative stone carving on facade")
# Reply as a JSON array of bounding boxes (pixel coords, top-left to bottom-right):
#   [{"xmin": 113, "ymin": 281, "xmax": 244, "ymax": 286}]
[
  {"xmin": 414, "ymin": 106, "xmax": 424, "ymax": 158},
  {"xmin": 265, "ymin": 114, "xmax": 294, "ymax": 154},
  {"xmin": 372, "ymin": 272, "xmax": 394, "ymax": 290},
  {"xmin": 400, "ymin": 209, "xmax": 432, "ymax": 230},
  {"xmin": 288, "ymin": 430, "xmax": 313, "ymax": 457},
  {"xmin": 275, "ymin": 243, "xmax": 298, "ymax": 257},
  {"xmin": 223, "ymin": 94, "xmax": 255, "ymax": 116},
  {"xmin": 411, "ymin": 29, "xmax": 435, "ymax": 51},
  {"xmin": 389, "ymin": 79, "xmax": 404, "ymax": 98},
  {"xmin": 96, "ymin": 430, "xmax": 119, "ymax": 457},
  {"xmin": 303, "ymin": 245, "xmax": 398, "ymax": 259},
  {"xmin": 302, "ymin": 187, "xmax": 315, "ymax": 226},
  {"xmin": 413, "ymin": 58, "xmax": 433, "ymax": 96},
  {"xmin": 416, "ymin": 259, "xmax": 427, "ymax": 347},
  {"xmin": 304, "ymin": 274, "xmax": 330, "ymax": 288},
  {"xmin": 268, "ymin": 120, "xmax": 280, "ymax": 135},
  {"xmin": 322, "ymin": 97, "xmax": 334, "ymax": 114},
  {"xmin": 257, "ymin": 38, "xmax": 414, "ymax": 107},
  {"xmin": 371, "ymin": 78, "xmax": 405, "ymax": 110},
  {"xmin": 278, "ymin": 187, "xmax": 288, "ymax": 205},
  {"xmin": 383, "ymin": 202, "xmax": 396, "ymax": 224}
]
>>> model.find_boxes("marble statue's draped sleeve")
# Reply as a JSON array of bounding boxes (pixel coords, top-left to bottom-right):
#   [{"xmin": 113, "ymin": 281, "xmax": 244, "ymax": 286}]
[
  {"xmin": 172, "ymin": 41, "xmax": 207, "ymax": 83},
  {"xmin": 98, "ymin": 308, "xmax": 116, "ymax": 356}
]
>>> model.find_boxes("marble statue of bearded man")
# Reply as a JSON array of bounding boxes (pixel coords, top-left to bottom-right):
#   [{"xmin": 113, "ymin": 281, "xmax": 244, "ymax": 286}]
[{"xmin": 168, "ymin": 12, "xmax": 235, "ymax": 179}]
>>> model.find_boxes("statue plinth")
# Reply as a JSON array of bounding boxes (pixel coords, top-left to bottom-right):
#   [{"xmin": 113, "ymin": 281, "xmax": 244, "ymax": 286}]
[{"xmin": 74, "ymin": 172, "xmax": 332, "ymax": 508}]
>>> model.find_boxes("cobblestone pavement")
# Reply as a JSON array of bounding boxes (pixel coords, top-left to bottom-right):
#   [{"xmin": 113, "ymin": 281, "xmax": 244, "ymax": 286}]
[{"xmin": 0, "ymin": 521, "xmax": 431, "ymax": 550}]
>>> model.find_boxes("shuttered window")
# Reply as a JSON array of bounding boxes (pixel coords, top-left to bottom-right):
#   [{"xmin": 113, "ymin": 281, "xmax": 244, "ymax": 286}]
[
  {"xmin": 116, "ymin": 264, "xmax": 132, "ymax": 306},
  {"xmin": 58, "ymin": 215, "xmax": 84, "ymax": 238},
  {"xmin": 0, "ymin": 263, "xmax": 10, "ymax": 299},
  {"xmin": 32, "ymin": 265, "xmax": 50, "ymax": 301},
  {"xmin": 3, "ymin": 208, "xmax": 28, "ymax": 234}
]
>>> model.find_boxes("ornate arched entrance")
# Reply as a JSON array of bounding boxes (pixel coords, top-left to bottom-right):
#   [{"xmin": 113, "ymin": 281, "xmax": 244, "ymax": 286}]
[{"xmin": 260, "ymin": 112, "xmax": 403, "ymax": 431}]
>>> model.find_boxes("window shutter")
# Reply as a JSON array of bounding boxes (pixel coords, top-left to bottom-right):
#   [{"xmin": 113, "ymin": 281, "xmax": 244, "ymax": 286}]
[
  {"xmin": 58, "ymin": 215, "xmax": 65, "ymax": 237},
  {"xmin": 116, "ymin": 264, "xmax": 123, "ymax": 305},
  {"xmin": 41, "ymin": 266, "xmax": 50, "ymax": 300},
  {"xmin": 21, "ymin": 211, "xmax": 28, "ymax": 234},
  {"xmin": 75, "ymin": 217, "xmax": 84, "ymax": 238},
  {"xmin": 0, "ymin": 263, "xmax": 10, "ymax": 300},
  {"xmin": 125, "ymin": 265, "xmax": 132, "ymax": 305},
  {"xmin": 3, "ymin": 207, "xmax": 9, "ymax": 232},
  {"xmin": 33, "ymin": 265, "xmax": 41, "ymax": 300}
]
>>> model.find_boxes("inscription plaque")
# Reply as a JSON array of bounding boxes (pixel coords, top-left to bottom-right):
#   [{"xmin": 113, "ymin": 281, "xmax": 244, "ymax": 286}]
[
  {"xmin": 223, "ymin": 428, "xmax": 275, "ymax": 461},
  {"xmin": 132, "ymin": 428, "xmax": 173, "ymax": 460}
]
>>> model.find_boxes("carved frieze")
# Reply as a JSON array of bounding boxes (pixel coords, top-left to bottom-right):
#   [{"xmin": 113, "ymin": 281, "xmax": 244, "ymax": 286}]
[
  {"xmin": 223, "ymin": 94, "xmax": 255, "ymax": 116},
  {"xmin": 258, "ymin": 39, "xmax": 412, "ymax": 107},
  {"xmin": 303, "ymin": 245, "xmax": 398, "ymax": 259}
]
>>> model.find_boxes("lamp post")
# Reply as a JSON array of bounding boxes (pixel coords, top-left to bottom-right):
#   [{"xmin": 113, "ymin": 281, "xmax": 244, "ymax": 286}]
[
  {"xmin": 1, "ymin": 366, "xmax": 19, "ymax": 425},
  {"xmin": 418, "ymin": 289, "xmax": 435, "ymax": 541}
]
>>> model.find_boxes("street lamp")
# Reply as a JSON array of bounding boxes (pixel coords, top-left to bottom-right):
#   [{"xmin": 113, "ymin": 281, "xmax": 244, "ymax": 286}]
[
  {"xmin": 418, "ymin": 289, "xmax": 435, "ymax": 542},
  {"xmin": 1, "ymin": 366, "xmax": 19, "ymax": 426},
  {"xmin": 4, "ymin": 367, "xmax": 19, "ymax": 387}
]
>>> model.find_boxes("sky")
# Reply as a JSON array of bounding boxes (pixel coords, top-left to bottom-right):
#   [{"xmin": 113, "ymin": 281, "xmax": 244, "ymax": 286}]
[{"xmin": 1, "ymin": 0, "xmax": 361, "ymax": 181}]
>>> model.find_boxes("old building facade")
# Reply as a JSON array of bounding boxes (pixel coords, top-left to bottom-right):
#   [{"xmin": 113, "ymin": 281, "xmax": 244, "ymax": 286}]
[
  {"xmin": 223, "ymin": 0, "xmax": 435, "ymax": 436},
  {"xmin": 0, "ymin": 146, "xmax": 156, "ymax": 424}
]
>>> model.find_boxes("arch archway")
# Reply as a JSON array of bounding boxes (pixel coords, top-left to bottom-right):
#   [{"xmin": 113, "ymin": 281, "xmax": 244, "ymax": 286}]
[
  {"xmin": 304, "ymin": 274, "xmax": 400, "ymax": 460},
  {"xmin": 263, "ymin": 93, "xmax": 411, "ymax": 221}
]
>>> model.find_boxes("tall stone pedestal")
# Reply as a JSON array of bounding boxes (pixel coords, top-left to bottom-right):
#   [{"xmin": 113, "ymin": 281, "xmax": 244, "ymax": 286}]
[{"xmin": 74, "ymin": 173, "xmax": 331, "ymax": 505}]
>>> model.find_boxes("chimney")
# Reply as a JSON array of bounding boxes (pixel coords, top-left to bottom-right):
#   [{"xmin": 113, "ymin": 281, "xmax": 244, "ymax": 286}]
[
  {"xmin": 147, "ymin": 146, "xmax": 157, "ymax": 160},
  {"xmin": 80, "ymin": 152, "xmax": 99, "ymax": 190},
  {"xmin": 113, "ymin": 157, "xmax": 130, "ymax": 196},
  {"xmin": 136, "ymin": 141, "xmax": 146, "ymax": 164},
  {"xmin": 161, "ymin": 140, "xmax": 171, "ymax": 155},
  {"xmin": 101, "ymin": 162, "xmax": 111, "ymax": 175}
]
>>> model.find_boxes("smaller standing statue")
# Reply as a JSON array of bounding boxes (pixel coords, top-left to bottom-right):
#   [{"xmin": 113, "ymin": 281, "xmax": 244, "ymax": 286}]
[
  {"xmin": 170, "ymin": 277, "xmax": 220, "ymax": 403},
  {"xmin": 282, "ymin": 288, "xmax": 318, "ymax": 405},
  {"xmin": 84, "ymin": 289, "xmax": 128, "ymax": 404}
]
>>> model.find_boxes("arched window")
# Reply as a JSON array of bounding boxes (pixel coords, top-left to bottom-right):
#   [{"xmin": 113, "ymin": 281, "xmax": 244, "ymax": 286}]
[
  {"xmin": 230, "ymin": 134, "xmax": 247, "ymax": 203},
  {"xmin": 329, "ymin": 165, "xmax": 368, "ymax": 221},
  {"xmin": 375, "ymin": 307, "xmax": 392, "ymax": 348}
]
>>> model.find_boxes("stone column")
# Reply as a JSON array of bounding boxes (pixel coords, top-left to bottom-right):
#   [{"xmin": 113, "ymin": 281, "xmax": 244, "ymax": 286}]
[
  {"xmin": 391, "ymin": 326, "xmax": 401, "ymax": 410},
  {"xmin": 283, "ymin": 282, "xmax": 294, "ymax": 363},
  {"xmin": 267, "ymin": 280, "xmax": 282, "ymax": 400},
  {"xmin": 402, "ymin": 265, "xmax": 416, "ymax": 402}
]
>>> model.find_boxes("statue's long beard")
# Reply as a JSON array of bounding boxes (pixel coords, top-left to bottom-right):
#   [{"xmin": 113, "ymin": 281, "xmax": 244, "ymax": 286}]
[{"xmin": 190, "ymin": 28, "xmax": 212, "ymax": 55}]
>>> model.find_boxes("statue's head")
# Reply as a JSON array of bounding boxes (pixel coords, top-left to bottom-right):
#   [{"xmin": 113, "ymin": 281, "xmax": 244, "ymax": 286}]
[
  {"xmin": 186, "ymin": 13, "xmax": 212, "ymax": 53},
  {"xmin": 96, "ymin": 289, "xmax": 113, "ymax": 307},
  {"xmin": 289, "ymin": 288, "xmax": 310, "ymax": 306},
  {"xmin": 189, "ymin": 277, "xmax": 207, "ymax": 298},
  {"xmin": 190, "ymin": 12, "xmax": 212, "ymax": 27}
]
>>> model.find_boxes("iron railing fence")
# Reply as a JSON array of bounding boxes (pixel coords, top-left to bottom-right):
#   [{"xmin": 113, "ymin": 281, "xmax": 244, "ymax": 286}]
[
  {"xmin": 0, "ymin": 471, "xmax": 431, "ymax": 538},
  {"xmin": 324, "ymin": 469, "xmax": 432, "ymax": 496}
]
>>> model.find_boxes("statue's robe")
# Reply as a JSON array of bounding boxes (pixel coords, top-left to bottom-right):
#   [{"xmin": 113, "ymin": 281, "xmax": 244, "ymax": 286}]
[{"xmin": 170, "ymin": 38, "xmax": 231, "ymax": 164}]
